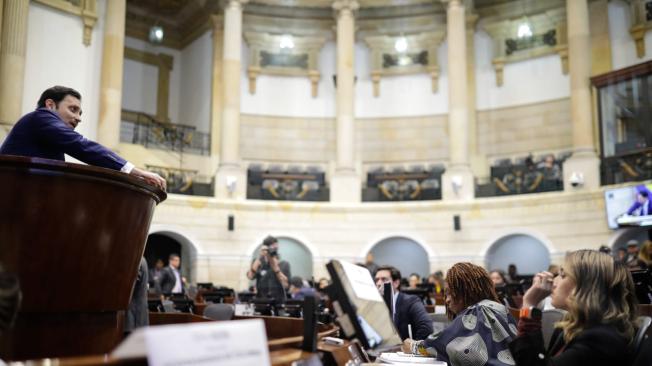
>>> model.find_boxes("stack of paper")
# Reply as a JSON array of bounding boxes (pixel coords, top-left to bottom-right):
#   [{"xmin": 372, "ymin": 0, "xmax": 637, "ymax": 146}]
[{"xmin": 377, "ymin": 352, "xmax": 446, "ymax": 365}]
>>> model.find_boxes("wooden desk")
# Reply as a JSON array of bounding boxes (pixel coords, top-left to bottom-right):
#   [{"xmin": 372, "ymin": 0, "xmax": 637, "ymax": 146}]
[
  {"xmin": 8, "ymin": 350, "xmax": 321, "ymax": 366},
  {"xmin": 9, "ymin": 320, "xmax": 343, "ymax": 366}
]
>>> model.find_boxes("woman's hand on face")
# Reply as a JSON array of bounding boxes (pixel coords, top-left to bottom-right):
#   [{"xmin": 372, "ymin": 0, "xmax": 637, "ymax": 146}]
[{"xmin": 522, "ymin": 271, "xmax": 554, "ymax": 308}]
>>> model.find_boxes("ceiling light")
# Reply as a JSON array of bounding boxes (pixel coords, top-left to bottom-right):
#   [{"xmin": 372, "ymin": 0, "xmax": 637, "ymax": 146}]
[
  {"xmin": 280, "ymin": 34, "xmax": 295, "ymax": 50},
  {"xmin": 149, "ymin": 25, "xmax": 164, "ymax": 44},
  {"xmin": 517, "ymin": 23, "xmax": 532, "ymax": 38},
  {"xmin": 394, "ymin": 36, "xmax": 408, "ymax": 53}
]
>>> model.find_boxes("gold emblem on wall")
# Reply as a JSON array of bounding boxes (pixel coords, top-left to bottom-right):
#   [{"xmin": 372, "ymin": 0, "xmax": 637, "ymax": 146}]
[
  {"xmin": 244, "ymin": 32, "xmax": 327, "ymax": 98},
  {"xmin": 364, "ymin": 32, "xmax": 445, "ymax": 97}
]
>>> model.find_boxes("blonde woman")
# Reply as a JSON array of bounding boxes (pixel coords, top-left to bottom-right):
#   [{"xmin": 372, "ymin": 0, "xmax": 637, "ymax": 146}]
[{"xmin": 509, "ymin": 250, "xmax": 638, "ymax": 366}]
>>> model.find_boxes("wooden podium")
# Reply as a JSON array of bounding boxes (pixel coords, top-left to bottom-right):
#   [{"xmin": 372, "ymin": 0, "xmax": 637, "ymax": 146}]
[{"xmin": 0, "ymin": 156, "xmax": 166, "ymax": 360}]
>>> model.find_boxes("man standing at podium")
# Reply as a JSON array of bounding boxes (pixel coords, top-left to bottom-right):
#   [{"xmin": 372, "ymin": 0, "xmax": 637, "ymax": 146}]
[{"xmin": 0, "ymin": 86, "xmax": 166, "ymax": 190}]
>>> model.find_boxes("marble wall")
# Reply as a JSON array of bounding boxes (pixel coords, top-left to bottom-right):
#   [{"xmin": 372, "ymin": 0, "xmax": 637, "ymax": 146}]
[{"xmin": 150, "ymin": 188, "xmax": 613, "ymax": 291}]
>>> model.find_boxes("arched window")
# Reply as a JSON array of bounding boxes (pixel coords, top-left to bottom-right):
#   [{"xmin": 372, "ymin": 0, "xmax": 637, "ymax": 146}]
[
  {"xmin": 369, "ymin": 236, "xmax": 430, "ymax": 279},
  {"xmin": 251, "ymin": 237, "xmax": 314, "ymax": 280},
  {"xmin": 485, "ymin": 234, "xmax": 550, "ymax": 275},
  {"xmin": 144, "ymin": 231, "xmax": 198, "ymax": 283}
]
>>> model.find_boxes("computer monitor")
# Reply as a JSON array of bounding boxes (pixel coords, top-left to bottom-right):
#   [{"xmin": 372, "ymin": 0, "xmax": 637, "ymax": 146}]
[
  {"xmin": 326, "ymin": 260, "xmax": 402, "ymax": 351},
  {"xmin": 632, "ymin": 269, "xmax": 652, "ymax": 305}
]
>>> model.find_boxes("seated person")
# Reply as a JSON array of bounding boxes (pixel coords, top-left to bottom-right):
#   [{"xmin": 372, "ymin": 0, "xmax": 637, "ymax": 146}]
[
  {"xmin": 289, "ymin": 276, "xmax": 317, "ymax": 300},
  {"xmin": 374, "ymin": 266, "xmax": 432, "ymax": 341},
  {"xmin": 490, "ymin": 269, "xmax": 516, "ymax": 308},
  {"xmin": 403, "ymin": 262, "xmax": 517, "ymax": 366},
  {"xmin": 509, "ymin": 250, "xmax": 638, "ymax": 366},
  {"xmin": 490, "ymin": 269, "xmax": 508, "ymax": 286},
  {"xmin": 627, "ymin": 186, "xmax": 652, "ymax": 217},
  {"xmin": 537, "ymin": 154, "xmax": 561, "ymax": 181},
  {"xmin": 408, "ymin": 273, "xmax": 421, "ymax": 289}
]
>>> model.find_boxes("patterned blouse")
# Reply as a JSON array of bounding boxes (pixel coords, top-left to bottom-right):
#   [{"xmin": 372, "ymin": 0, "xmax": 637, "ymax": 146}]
[{"xmin": 411, "ymin": 300, "xmax": 518, "ymax": 366}]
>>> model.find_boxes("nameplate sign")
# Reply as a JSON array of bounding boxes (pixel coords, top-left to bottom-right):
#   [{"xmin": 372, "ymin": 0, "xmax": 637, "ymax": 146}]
[{"xmin": 112, "ymin": 319, "xmax": 270, "ymax": 366}]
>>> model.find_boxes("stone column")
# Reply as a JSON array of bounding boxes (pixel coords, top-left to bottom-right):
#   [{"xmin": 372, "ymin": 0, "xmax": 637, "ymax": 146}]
[
  {"xmin": 155, "ymin": 54, "xmax": 173, "ymax": 122},
  {"xmin": 0, "ymin": 0, "xmax": 29, "ymax": 140},
  {"xmin": 215, "ymin": 0, "xmax": 247, "ymax": 199},
  {"xmin": 97, "ymin": 0, "xmax": 125, "ymax": 151},
  {"xmin": 442, "ymin": 0, "xmax": 474, "ymax": 200},
  {"xmin": 210, "ymin": 15, "xmax": 223, "ymax": 162},
  {"xmin": 563, "ymin": 0, "xmax": 600, "ymax": 190},
  {"xmin": 589, "ymin": 0, "xmax": 611, "ymax": 76},
  {"xmin": 330, "ymin": 0, "xmax": 361, "ymax": 203},
  {"xmin": 466, "ymin": 12, "xmax": 487, "ymax": 179}
]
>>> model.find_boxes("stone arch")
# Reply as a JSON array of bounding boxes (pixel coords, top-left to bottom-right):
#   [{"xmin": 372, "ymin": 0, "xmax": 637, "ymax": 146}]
[
  {"xmin": 483, "ymin": 231, "xmax": 552, "ymax": 275},
  {"xmin": 249, "ymin": 235, "xmax": 314, "ymax": 280},
  {"xmin": 366, "ymin": 236, "xmax": 431, "ymax": 279},
  {"xmin": 147, "ymin": 227, "xmax": 201, "ymax": 284}
]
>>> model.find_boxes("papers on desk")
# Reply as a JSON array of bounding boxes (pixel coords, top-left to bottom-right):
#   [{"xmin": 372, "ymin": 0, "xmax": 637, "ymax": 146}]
[
  {"xmin": 378, "ymin": 352, "xmax": 446, "ymax": 365},
  {"xmin": 112, "ymin": 319, "xmax": 270, "ymax": 366}
]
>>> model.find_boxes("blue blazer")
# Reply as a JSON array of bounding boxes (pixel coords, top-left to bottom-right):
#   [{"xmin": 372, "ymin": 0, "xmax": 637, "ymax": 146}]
[
  {"xmin": 627, "ymin": 199, "xmax": 652, "ymax": 216},
  {"xmin": 0, "ymin": 108, "xmax": 126, "ymax": 170},
  {"xmin": 394, "ymin": 292, "xmax": 433, "ymax": 341}
]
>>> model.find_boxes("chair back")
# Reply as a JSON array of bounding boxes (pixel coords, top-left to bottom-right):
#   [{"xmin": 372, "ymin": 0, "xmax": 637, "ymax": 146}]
[
  {"xmin": 162, "ymin": 300, "xmax": 177, "ymax": 313},
  {"xmin": 634, "ymin": 316, "xmax": 652, "ymax": 356},
  {"xmin": 542, "ymin": 309, "xmax": 566, "ymax": 348},
  {"xmin": 203, "ymin": 303, "xmax": 235, "ymax": 321}
]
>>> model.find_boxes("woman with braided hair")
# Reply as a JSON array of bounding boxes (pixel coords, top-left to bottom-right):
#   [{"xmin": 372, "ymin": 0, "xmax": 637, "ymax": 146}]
[{"xmin": 402, "ymin": 262, "xmax": 518, "ymax": 366}]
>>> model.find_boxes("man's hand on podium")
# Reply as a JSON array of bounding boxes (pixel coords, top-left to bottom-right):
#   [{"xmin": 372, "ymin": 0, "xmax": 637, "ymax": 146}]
[{"xmin": 131, "ymin": 167, "xmax": 167, "ymax": 191}]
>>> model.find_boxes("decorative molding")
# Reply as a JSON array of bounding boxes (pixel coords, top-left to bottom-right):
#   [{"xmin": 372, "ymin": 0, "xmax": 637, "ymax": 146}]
[
  {"xmin": 482, "ymin": 6, "xmax": 567, "ymax": 86},
  {"xmin": 244, "ymin": 32, "xmax": 327, "ymax": 98},
  {"xmin": 364, "ymin": 31, "xmax": 445, "ymax": 97},
  {"xmin": 33, "ymin": 0, "xmax": 97, "ymax": 46},
  {"xmin": 628, "ymin": 0, "xmax": 652, "ymax": 58},
  {"xmin": 124, "ymin": 47, "xmax": 174, "ymax": 121}
]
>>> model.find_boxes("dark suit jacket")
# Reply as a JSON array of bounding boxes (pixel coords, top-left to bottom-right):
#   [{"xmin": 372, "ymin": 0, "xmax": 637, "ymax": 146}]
[
  {"xmin": 393, "ymin": 292, "xmax": 433, "ymax": 341},
  {"xmin": 156, "ymin": 266, "xmax": 183, "ymax": 294},
  {"xmin": 509, "ymin": 323, "xmax": 632, "ymax": 366},
  {"xmin": 0, "ymin": 108, "xmax": 126, "ymax": 170},
  {"xmin": 125, "ymin": 257, "xmax": 149, "ymax": 332},
  {"xmin": 628, "ymin": 199, "xmax": 652, "ymax": 216}
]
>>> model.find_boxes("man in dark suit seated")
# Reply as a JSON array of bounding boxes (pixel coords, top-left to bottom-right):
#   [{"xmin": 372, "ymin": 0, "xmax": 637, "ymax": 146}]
[
  {"xmin": 156, "ymin": 254, "xmax": 185, "ymax": 296},
  {"xmin": 374, "ymin": 265, "xmax": 433, "ymax": 341},
  {"xmin": 627, "ymin": 186, "xmax": 652, "ymax": 217},
  {"xmin": 0, "ymin": 85, "xmax": 165, "ymax": 190}
]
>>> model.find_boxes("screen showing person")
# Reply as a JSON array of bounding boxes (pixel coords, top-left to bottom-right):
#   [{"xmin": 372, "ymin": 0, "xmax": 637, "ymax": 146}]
[{"xmin": 604, "ymin": 183, "xmax": 652, "ymax": 228}]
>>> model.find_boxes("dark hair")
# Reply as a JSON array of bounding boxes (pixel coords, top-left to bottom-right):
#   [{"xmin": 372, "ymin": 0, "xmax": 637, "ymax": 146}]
[
  {"xmin": 376, "ymin": 265, "xmax": 401, "ymax": 282},
  {"xmin": 263, "ymin": 235, "xmax": 277, "ymax": 246},
  {"xmin": 37, "ymin": 86, "xmax": 81, "ymax": 108},
  {"xmin": 490, "ymin": 269, "xmax": 508, "ymax": 284},
  {"xmin": 446, "ymin": 263, "xmax": 500, "ymax": 318},
  {"xmin": 641, "ymin": 191, "xmax": 649, "ymax": 198},
  {"xmin": 168, "ymin": 253, "xmax": 180, "ymax": 260},
  {"xmin": 290, "ymin": 276, "xmax": 303, "ymax": 288}
]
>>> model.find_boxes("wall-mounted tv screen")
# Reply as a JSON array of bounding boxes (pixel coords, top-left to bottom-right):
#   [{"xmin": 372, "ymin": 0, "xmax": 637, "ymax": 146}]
[{"xmin": 605, "ymin": 182, "xmax": 652, "ymax": 229}]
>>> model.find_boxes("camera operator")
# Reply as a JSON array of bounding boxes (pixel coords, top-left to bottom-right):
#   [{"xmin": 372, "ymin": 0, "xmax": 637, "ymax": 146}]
[{"xmin": 247, "ymin": 236, "xmax": 291, "ymax": 304}]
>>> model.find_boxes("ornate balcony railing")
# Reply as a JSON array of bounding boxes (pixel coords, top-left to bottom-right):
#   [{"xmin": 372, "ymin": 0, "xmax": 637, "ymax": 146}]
[{"xmin": 120, "ymin": 110, "xmax": 210, "ymax": 156}]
